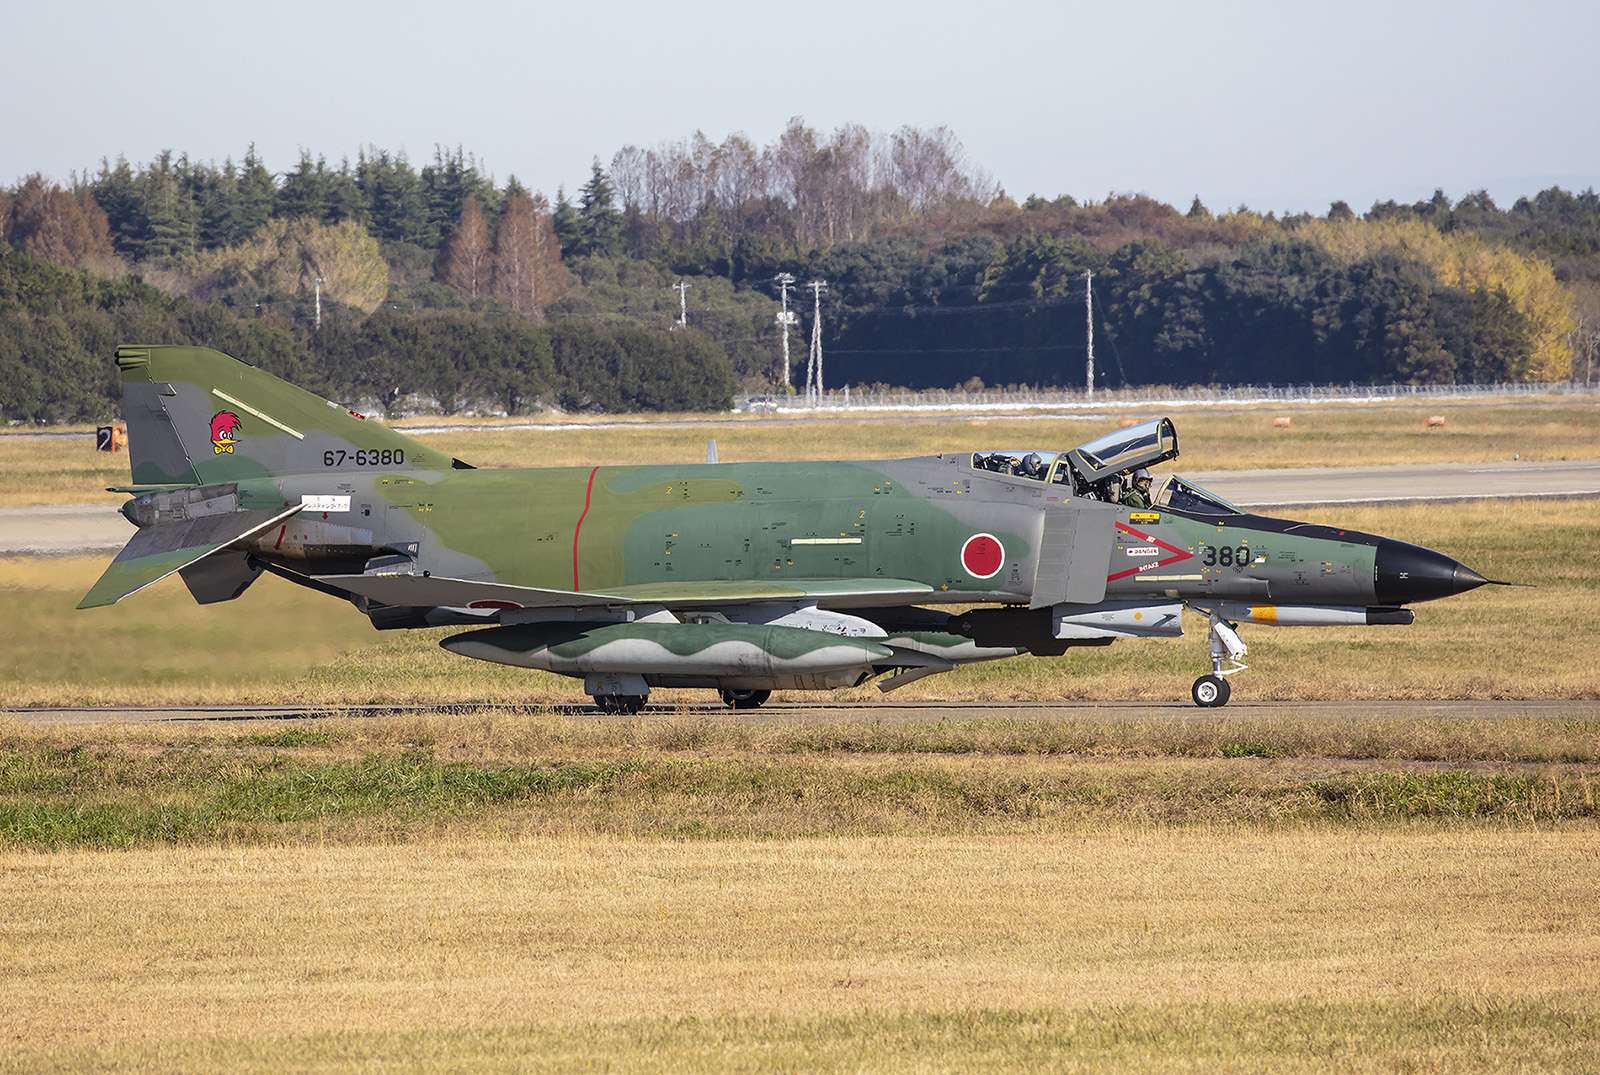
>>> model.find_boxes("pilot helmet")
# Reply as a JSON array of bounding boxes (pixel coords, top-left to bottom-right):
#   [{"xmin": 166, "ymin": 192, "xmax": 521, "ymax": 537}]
[
  {"xmin": 1132, "ymin": 468, "xmax": 1152, "ymax": 484},
  {"xmin": 1022, "ymin": 452, "xmax": 1042, "ymax": 473}
]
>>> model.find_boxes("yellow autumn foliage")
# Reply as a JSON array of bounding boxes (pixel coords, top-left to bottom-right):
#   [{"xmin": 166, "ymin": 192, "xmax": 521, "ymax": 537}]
[
  {"xmin": 197, "ymin": 217, "xmax": 389, "ymax": 314},
  {"xmin": 1296, "ymin": 217, "xmax": 1576, "ymax": 380}
]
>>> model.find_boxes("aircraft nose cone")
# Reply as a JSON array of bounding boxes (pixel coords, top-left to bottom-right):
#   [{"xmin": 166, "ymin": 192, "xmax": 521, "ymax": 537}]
[{"xmin": 1374, "ymin": 538, "xmax": 1489, "ymax": 604}]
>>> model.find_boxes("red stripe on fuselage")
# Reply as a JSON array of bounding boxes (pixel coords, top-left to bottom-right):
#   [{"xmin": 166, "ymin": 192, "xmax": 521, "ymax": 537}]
[
  {"xmin": 573, "ymin": 466, "xmax": 599, "ymax": 590},
  {"xmin": 1106, "ymin": 521, "xmax": 1195, "ymax": 582}
]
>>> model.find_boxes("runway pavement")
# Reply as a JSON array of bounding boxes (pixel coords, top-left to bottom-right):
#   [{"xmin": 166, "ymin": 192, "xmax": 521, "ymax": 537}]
[
  {"xmin": 5, "ymin": 458, "xmax": 1597, "ymax": 556},
  {"xmin": 5, "ymin": 698, "xmax": 1596, "ymax": 727}
]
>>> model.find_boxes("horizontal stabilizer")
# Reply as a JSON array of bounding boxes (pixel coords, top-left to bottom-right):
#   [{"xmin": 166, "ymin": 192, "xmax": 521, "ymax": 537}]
[
  {"xmin": 77, "ymin": 505, "xmax": 300, "ymax": 609},
  {"xmin": 315, "ymin": 572, "xmax": 934, "ymax": 611}
]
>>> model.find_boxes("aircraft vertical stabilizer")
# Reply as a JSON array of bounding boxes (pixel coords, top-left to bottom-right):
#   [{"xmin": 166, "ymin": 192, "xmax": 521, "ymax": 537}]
[{"xmin": 113, "ymin": 345, "xmax": 453, "ymax": 487}]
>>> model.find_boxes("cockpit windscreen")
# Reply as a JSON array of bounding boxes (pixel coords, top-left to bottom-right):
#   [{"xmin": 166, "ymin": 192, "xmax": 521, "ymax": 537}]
[{"xmin": 1153, "ymin": 476, "xmax": 1242, "ymax": 516}]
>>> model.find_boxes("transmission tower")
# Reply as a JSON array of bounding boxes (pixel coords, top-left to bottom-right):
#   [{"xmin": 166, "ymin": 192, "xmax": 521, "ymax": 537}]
[
  {"xmin": 1084, "ymin": 269, "xmax": 1094, "ymax": 397},
  {"xmin": 774, "ymin": 273, "xmax": 798, "ymax": 387},
  {"xmin": 672, "ymin": 279, "xmax": 691, "ymax": 327},
  {"xmin": 806, "ymin": 280, "xmax": 828, "ymax": 406}
]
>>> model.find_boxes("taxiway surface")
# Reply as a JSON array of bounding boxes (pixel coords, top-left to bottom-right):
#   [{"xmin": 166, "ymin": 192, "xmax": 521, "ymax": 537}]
[{"xmin": 6, "ymin": 699, "xmax": 1596, "ymax": 727}]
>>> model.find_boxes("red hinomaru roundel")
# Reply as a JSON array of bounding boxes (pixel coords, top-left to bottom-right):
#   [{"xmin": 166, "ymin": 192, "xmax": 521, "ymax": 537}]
[{"xmin": 960, "ymin": 533, "xmax": 1005, "ymax": 579}]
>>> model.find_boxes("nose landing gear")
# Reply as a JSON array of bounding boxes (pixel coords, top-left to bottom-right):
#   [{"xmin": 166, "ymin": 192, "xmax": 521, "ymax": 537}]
[{"xmin": 1192, "ymin": 611, "xmax": 1248, "ymax": 707}]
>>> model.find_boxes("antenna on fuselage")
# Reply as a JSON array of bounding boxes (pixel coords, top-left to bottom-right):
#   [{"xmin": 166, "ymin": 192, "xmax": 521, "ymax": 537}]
[{"xmin": 707, "ymin": 439, "xmax": 718, "ymax": 464}]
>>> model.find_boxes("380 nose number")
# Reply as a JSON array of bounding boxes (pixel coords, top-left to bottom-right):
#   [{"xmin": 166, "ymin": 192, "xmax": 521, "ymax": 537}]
[
  {"xmin": 1200, "ymin": 544, "xmax": 1251, "ymax": 568},
  {"xmin": 323, "ymin": 449, "xmax": 403, "ymax": 467}
]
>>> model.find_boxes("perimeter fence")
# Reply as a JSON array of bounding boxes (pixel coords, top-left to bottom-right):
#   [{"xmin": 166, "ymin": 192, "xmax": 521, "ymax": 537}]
[{"xmin": 758, "ymin": 381, "xmax": 1598, "ymax": 414}]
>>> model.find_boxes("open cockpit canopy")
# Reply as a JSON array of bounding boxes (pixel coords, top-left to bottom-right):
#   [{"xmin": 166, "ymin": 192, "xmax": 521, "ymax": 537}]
[
  {"xmin": 969, "ymin": 418, "xmax": 1180, "ymax": 487},
  {"xmin": 1064, "ymin": 418, "xmax": 1179, "ymax": 484},
  {"xmin": 966, "ymin": 417, "xmax": 1239, "ymax": 514}
]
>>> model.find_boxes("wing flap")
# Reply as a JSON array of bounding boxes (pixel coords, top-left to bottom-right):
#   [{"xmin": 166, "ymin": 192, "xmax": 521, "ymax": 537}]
[{"xmin": 77, "ymin": 505, "xmax": 300, "ymax": 609}]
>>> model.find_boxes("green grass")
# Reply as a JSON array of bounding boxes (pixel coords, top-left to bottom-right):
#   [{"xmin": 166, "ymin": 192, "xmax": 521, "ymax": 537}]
[
  {"xmin": 8, "ymin": 996, "xmax": 1598, "ymax": 1074},
  {"xmin": 3, "ymin": 722, "xmax": 1595, "ymax": 851}
]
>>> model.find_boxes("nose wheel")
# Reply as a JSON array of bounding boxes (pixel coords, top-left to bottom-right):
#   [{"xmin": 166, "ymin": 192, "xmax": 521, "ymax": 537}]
[
  {"xmin": 1192, "ymin": 674, "xmax": 1231, "ymax": 707},
  {"xmin": 1191, "ymin": 611, "xmax": 1248, "ymax": 707}
]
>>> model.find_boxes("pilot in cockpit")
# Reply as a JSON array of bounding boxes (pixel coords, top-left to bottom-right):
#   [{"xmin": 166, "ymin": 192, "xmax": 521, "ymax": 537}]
[{"xmin": 1120, "ymin": 468, "xmax": 1154, "ymax": 508}]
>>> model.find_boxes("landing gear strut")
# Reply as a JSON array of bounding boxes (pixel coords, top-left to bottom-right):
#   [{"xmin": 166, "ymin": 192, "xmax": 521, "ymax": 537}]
[{"xmin": 1192, "ymin": 611, "xmax": 1248, "ymax": 707}]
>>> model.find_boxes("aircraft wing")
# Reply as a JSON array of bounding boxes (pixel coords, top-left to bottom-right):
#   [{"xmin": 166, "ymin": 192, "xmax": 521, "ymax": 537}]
[
  {"xmin": 77, "ymin": 505, "xmax": 302, "ymax": 609},
  {"xmin": 314, "ymin": 572, "xmax": 935, "ymax": 610}
]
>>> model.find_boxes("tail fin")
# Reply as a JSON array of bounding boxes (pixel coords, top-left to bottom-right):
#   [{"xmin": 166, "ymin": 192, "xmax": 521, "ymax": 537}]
[{"xmin": 115, "ymin": 344, "xmax": 461, "ymax": 487}]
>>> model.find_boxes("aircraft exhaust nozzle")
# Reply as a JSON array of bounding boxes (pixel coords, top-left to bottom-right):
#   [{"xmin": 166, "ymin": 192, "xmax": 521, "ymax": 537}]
[{"xmin": 1374, "ymin": 538, "xmax": 1489, "ymax": 605}]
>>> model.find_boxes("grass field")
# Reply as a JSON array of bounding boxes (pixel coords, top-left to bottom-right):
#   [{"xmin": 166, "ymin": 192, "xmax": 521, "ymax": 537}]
[
  {"xmin": 3, "ymin": 403, "xmax": 1599, "ymax": 1071},
  {"xmin": 3, "ymin": 705, "xmax": 1598, "ymax": 1071},
  {"xmin": 3, "ymin": 828, "xmax": 1597, "ymax": 1072}
]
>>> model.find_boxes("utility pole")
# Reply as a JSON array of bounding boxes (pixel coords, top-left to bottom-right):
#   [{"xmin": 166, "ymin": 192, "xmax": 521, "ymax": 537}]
[
  {"xmin": 672, "ymin": 279, "xmax": 691, "ymax": 327},
  {"xmin": 774, "ymin": 273, "xmax": 797, "ymax": 387},
  {"xmin": 807, "ymin": 279, "xmax": 827, "ymax": 406},
  {"xmin": 1084, "ymin": 269, "xmax": 1094, "ymax": 397}
]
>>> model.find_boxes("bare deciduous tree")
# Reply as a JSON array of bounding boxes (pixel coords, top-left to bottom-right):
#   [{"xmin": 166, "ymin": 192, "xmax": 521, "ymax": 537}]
[
  {"xmin": 437, "ymin": 196, "xmax": 492, "ymax": 299},
  {"xmin": 493, "ymin": 192, "xmax": 569, "ymax": 321}
]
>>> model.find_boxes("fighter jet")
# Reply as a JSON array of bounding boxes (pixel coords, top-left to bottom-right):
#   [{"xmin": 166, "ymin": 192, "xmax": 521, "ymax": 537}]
[{"xmin": 80, "ymin": 345, "xmax": 1491, "ymax": 709}]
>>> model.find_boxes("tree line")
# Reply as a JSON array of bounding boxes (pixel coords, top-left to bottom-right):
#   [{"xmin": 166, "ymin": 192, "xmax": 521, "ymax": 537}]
[{"xmin": 2, "ymin": 123, "xmax": 1597, "ymax": 425}]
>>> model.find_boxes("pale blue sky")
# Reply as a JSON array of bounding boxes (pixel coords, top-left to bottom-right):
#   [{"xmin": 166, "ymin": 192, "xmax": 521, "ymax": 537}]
[{"xmin": 6, "ymin": 0, "xmax": 1596, "ymax": 215}]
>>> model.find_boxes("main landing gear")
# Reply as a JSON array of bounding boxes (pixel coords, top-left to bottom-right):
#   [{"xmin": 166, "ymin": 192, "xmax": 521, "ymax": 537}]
[
  {"xmin": 588, "ymin": 687, "xmax": 773, "ymax": 713},
  {"xmin": 1192, "ymin": 611, "xmax": 1248, "ymax": 708}
]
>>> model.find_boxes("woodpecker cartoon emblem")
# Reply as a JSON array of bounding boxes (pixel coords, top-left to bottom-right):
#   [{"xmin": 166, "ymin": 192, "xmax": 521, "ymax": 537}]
[{"xmin": 210, "ymin": 410, "xmax": 241, "ymax": 454}]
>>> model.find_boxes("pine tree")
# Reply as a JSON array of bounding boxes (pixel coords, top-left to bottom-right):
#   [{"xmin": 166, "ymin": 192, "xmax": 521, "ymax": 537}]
[
  {"xmin": 239, "ymin": 145, "xmax": 277, "ymax": 239},
  {"xmin": 577, "ymin": 160, "xmax": 621, "ymax": 257},
  {"xmin": 359, "ymin": 149, "xmax": 430, "ymax": 247},
  {"xmin": 91, "ymin": 156, "xmax": 143, "ymax": 256},
  {"xmin": 138, "ymin": 152, "xmax": 199, "ymax": 260},
  {"xmin": 422, "ymin": 146, "xmax": 496, "ymax": 248},
  {"xmin": 551, "ymin": 187, "xmax": 582, "ymax": 258},
  {"xmin": 278, "ymin": 151, "xmax": 333, "ymax": 223},
  {"xmin": 197, "ymin": 160, "xmax": 246, "ymax": 248}
]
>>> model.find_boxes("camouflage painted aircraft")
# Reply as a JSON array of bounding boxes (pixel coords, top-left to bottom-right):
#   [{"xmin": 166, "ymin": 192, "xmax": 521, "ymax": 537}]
[{"xmin": 81, "ymin": 345, "xmax": 1494, "ymax": 709}]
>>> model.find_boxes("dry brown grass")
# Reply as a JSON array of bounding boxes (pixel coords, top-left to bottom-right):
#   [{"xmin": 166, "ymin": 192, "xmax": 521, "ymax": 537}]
[{"xmin": 2, "ymin": 829, "xmax": 1595, "ymax": 1071}]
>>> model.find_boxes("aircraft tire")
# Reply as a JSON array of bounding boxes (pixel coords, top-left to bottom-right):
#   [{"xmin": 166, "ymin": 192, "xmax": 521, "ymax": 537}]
[
  {"xmin": 593, "ymin": 694, "xmax": 647, "ymax": 715},
  {"xmin": 719, "ymin": 688, "xmax": 772, "ymax": 710},
  {"xmin": 1191, "ymin": 675, "xmax": 1231, "ymax": 707}
]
